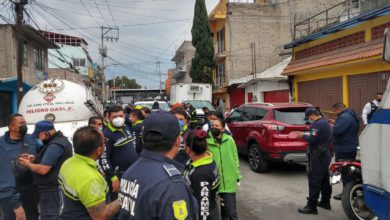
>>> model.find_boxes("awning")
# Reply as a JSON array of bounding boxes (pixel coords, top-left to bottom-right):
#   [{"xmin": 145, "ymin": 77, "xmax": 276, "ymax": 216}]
[
  {"xmin": 282, "ymin": 38, "xmax": 383, "ymax": 75},
  {"xmin": 0, "ymin": 77, "xmax": 33, "ymax": 92},
  {"xmin": 235, "ymin": 57, "xmax": 290, "ymax": 88}
]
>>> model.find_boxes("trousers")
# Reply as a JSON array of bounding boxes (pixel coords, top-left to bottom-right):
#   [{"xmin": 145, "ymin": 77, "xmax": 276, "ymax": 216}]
[
  {"xmin": 220, "ymin": 193, "xmax": 238, "ymax": 220},
  {"xmin": 335, "ymin": 151, "xmax": 357, "ymax": 186},
  {"xmin": 307, "ymin": 149, "xmax": 332, "ymax": 209}
]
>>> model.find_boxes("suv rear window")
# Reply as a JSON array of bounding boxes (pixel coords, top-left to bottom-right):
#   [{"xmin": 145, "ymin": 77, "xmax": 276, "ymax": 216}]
[{"xmin": 274, "ymin": 108, "xmax": 308, "ymax": 125}]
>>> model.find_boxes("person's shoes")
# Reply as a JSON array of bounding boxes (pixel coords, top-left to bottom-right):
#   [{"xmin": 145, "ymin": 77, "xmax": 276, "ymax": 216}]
[
  {"xmin": 298, "ymin": 205, "xmax": 318, "ymax": 214},
  {"xmin": 317, "ymin": 201, "xmax": 331, "ymax": 210},
  {"xmin": 333, "ymin": 194, "xmax": 342, "ymax": 200}
]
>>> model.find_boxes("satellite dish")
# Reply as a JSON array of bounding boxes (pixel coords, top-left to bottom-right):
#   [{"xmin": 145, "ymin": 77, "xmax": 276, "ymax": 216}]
[{"xmin": 384, "ymin": 28, "xmax": 390, "ymax": 63}]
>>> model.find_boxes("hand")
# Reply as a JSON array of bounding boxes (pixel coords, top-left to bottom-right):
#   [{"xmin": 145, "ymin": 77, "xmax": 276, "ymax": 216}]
[
  {"xmin": 20, "ymin": 154, "xmax": 35, "ymax": 162},
  {"xmin": 14, "ymin": 206, "xmax": 26, "ymax": 220},
  {"xmin": 18, "ymin": 157, "xmax": 31, "ymax": 168},
  {"xmin": 328, "ymin": 119, "xmax": 335, "ymax": 124},
  {"xmin": 111, "ymin": 179, "xmax": 120, "ymax": 193},
  {"xmin": 297, "ymin": 131, "xmax": 305, "ymax": 138}
]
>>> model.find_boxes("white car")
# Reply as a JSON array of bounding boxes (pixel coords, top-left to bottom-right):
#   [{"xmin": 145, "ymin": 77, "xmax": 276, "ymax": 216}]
[{"xmin": 134, "ymin": 101, "xmax": 170, "ymax": 111}]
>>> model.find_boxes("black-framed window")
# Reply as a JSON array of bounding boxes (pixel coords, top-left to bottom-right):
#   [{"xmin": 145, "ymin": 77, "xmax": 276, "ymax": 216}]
[{"xmin": 34, "ymin": 48, "xmax": 44, "ymax": 70}]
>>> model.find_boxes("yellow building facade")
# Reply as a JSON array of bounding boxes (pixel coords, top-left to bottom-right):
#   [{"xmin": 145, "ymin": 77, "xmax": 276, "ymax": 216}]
[{"xmin": 283, "ymin": 10, "xmax": 390, "ymax": 119}]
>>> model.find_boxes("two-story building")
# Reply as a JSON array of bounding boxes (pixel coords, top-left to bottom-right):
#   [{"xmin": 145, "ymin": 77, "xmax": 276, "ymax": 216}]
[
  {"xmin": 40, "ymin": 31, "xmax": 95, "ymax": 83},
  {"xmin": 0, "ymin": 24, "xmax": 58, "ymax": 126},
  {"xmin": 208, "ymin": 0, "xmax": 343, "ymax": 108},
  {"xmin": 283, "ymin": 2, "xmax": 390, "ymax": 121},
  {"xmin": 171, "ymin": 41, "xmax": 196, "ymax": 84}
]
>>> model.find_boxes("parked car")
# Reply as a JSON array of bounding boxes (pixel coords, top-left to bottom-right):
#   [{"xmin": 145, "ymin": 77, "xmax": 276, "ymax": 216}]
[
  {"xmin": 134, "ymin": 101, "xmax": 170, "ymax": 111},
  {"xmin": 226, "ymin": 102, "xmax": 314, "ymax": 173}
]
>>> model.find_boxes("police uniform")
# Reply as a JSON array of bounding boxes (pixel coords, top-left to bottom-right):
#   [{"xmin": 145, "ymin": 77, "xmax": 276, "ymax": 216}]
[
  {"xmin": 99, "ymin": 123, "xmax": 138, "ymax": 188},
  {"xmin": 301, "ymin": 114, "xmax": 332, "ymax": 212},
  {"xmin": 59, "ymin": 154, "xmax": 108, "ymax": 220},
  {"xmin": 118, "ymin": 111, "xmax": 198, "ymax": 220},
  {"xmin": 132, "ymin": 120, "xmax": 144, "ymax": 155},
  {"xmin": 119, "ymin": 149, "xmax": 198, "ymax": 220},
  {"xmin": 174, "ymin": 124, "xmax": 191, "ymax": 165}
]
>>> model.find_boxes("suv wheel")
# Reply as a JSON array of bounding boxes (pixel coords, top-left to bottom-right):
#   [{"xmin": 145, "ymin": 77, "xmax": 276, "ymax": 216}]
[{"xmin": 248, "ymin": 143, "xmax": 269, "ymax": 173}]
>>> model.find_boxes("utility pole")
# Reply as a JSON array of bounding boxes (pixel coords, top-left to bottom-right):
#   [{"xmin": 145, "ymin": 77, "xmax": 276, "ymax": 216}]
[
  {"xmin": 99, "ymin": 26, "xmax": 119, "ymax": 103},
  {"xmin": 156, "ymin": 57, "xmax": 162, "ymax": 95},
  {"xmin": 12, "ymin": 0, "xmax": 28, "ymax": 107},
  {"xmin": 251, "ymin": 43, "xmax": 257, "ymax": 79}
]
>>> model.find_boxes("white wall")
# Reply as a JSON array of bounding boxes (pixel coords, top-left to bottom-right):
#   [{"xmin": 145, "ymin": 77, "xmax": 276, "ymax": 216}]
[{"xmin": 244, "ymin": 80, "xmax": 289, "ymax": 103}]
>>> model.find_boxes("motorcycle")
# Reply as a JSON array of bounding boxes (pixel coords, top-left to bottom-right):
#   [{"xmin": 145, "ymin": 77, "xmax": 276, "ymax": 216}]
[{"xmin": 329, "ymin": 160, "xmax": 377, "ymax": 220}]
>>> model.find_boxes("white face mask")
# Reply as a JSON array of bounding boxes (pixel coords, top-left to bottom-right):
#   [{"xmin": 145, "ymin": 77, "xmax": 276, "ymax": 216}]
[{"xmin": 111, "ymin": 117, "xmax": 125, "ymax": 128}]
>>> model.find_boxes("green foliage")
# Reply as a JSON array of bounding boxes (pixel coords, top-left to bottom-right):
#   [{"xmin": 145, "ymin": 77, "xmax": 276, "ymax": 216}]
[
  {"xmin": 108, "ymin": 76, "xmax": 142, "ymax": 89},
  {"xmin": 190, "ymin": 0, "xmax": 214, "ymax": 83}
]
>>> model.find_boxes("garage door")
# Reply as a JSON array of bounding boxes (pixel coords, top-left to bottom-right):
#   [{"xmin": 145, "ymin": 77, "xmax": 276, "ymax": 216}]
[
  {"xmin": 298, "ymin": 77, "xmax": 343, "ymax": 119},
  {"xmin": 348, "ymin": 71, "xmax": 390, "ymax": 116},
  {"xmin": 264, "ymin": 90, "xmax": 290, "ymax": 103}
]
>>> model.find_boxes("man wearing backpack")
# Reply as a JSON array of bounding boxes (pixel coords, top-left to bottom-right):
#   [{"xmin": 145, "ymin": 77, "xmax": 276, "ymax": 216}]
[{"xmin": 362, "ymin": 92, "xmax": 383, "ymax": 125}]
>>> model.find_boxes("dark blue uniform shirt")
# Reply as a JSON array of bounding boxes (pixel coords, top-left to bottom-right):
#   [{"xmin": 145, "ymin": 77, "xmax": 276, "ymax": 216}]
[
  {"xmin": 303, "ymin": 117, "xmax": 332, "ymax": 151},
  {"xmin": 99, "ymin": 123, "xmax": 138, "ymax": 180},
  {"xmin": 0, "ymin": 133, "xmax": 37, "ymax": 209},
  {"xmin": 118, "ymin": 149, "xmax": 198, "ymax": 220}
]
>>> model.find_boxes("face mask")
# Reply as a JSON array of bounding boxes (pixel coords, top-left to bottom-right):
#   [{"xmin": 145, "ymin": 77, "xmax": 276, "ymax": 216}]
[
  {"xmin": 210, "ymin": 128, "xmax": 222, "ymax": 138},
  {"xmin": 19, "ymin": 125, "xmax": 28, "ymax": 136},
  {"xmin": 112, "ymin": 117, "xmax": 125, "ymax": 128},
  {"xmin": 98, "ymin": 127, "xmax": 103, "ymax": 132},
  {"xmin": 178, "ymin": 120, "xmax": 185, "ymax": 132},
  {"xmin": 307, "ymin": 120, "xmax": 314, "ymax": 124},
  {"xmin": 37, "ymin": 139, "xmax": 44, "ymax": 147}
]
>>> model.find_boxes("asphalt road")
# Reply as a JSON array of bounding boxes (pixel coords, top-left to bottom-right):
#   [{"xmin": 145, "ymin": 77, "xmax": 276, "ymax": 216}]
[{"xmin": 236, "ymin": 156, "xmax": 347, "ymax": 220}]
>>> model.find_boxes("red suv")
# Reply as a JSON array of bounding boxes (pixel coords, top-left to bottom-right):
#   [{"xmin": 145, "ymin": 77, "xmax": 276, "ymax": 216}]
[{"xmin": 226, "ymin": 103, "xmax": 313, "ymax": 173}]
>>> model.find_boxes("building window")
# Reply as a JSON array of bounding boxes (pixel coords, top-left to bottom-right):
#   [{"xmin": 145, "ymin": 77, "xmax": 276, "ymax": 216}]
[
  {"xmin": 34, "ymin": 48, "xmax": 44, "ymax": 70},
  {"xmin": 217, "ymin": 28, "xmax": 225, "ymax": 54},
  {"xmin": 216, "ymin": 63, "xmax": 225, "ymax": 87},
  {"xmin": 73, "ymin": 58, "xmax": 86, "ymax": 67},
  {"xmin": 23, "ymin": 43, "xmax": 28, "ymax": 66}
]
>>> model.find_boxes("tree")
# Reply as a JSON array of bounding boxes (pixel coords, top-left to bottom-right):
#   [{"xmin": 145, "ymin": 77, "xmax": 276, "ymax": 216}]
[
  {"xmin": 189, "ymin": 0, "xmax": 214, "ymax": 83},
  {"xmin": 108, "ymin": 76, "xmax": 142, "ymax": 89}
]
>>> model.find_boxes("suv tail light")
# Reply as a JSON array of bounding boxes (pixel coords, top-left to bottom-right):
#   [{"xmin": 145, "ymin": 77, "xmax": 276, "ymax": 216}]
[{"xmin": 264, "ymin": 124, "xmax": 285, "ymax": 131}]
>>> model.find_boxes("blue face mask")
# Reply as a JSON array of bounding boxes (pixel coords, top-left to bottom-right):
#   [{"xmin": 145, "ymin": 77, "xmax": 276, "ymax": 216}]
[
  {"xmin": 36, "ymin": 139, "xmax": 44, "ymax": 147},
  {"xmin": 178, "ymin": 120, "xmax": 185, "ymax": 132},
  {"xmin": 307, "ymin": 120, "xmax": 314, "ymax": 124}
]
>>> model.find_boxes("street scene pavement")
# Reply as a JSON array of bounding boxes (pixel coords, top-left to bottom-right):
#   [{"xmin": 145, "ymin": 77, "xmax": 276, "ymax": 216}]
[{"xmin": 236, "ymin": 156, "xmax": 346, "ymax": 220}]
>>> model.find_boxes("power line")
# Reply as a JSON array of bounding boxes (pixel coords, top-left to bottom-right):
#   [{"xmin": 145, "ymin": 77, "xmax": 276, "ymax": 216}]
[{"xmin": 104, "ymin": 0, "xmax": 117, "ymax": 26}]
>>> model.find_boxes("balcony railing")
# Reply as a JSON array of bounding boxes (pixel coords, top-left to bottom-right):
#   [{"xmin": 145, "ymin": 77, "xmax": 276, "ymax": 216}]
[{"xmin": 293, "ymin": 0, "xmax": 390, "ymax": 40}]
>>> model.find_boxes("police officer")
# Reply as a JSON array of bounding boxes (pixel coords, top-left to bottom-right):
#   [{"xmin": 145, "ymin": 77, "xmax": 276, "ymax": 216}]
[
  {"xmin": 129, "ymin": 109, "xmax": 144, "ymax": 154},
  {"xmin": 297, "ymin": 108, "xmax": 332, "ymax": 214},
  {"xmin": 118, "ymin": 110, "xmax": 198, "ymax": 220},
  {"xmin": 19, "ymin": 120, "xmax": 73, "ymax": 220},
  {"xmin": 99, "ymin": 106, "xmax": 138, "ymax": 201},
  {"xmin": 59, "ymin": 126, "xmax": 120, "ymax": 220},
  {"xmin": 185, "ymin": 102, "xmax": 198, "ymax": 129},
  {"xmin": 173, "ymin": 108, "xmax": 191, "ymax": 165}
]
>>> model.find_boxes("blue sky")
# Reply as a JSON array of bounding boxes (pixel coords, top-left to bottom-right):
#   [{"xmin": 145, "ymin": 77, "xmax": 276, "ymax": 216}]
[{"xmin": 0, "ymin": 0, "xmax": 220, "ymax": 88}]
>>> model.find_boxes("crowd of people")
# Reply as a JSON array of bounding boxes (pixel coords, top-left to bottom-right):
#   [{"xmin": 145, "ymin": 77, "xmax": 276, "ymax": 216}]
[
  {"xmin": 0, "ymin": 101, "xmax": 241, "ymax": 220},
  {"xmin": 0, "ymin": 92, "xmax": 383, "ymax": 219}
]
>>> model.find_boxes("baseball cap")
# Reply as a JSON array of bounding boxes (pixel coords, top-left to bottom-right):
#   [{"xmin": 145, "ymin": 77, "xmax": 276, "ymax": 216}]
[
  {"xmin": 304, "ymin": 107, "xmax": 320, "ymax": 120},
  {"xmin": 31, "ymin": 120, "xmax": 55, "ymax": 139},
  {"xmin": 143, "ymin": 111, "xmax": 180, "ymax": 143}
]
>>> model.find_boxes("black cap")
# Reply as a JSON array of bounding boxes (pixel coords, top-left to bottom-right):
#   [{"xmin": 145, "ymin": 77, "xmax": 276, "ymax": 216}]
[
  {"xmin": 304, "ymin": 107, "xmax": 320, "ymax": 120},
  {"xmin": 143, "ymin": 110, "xmax": 180, "ymax": 143}
]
